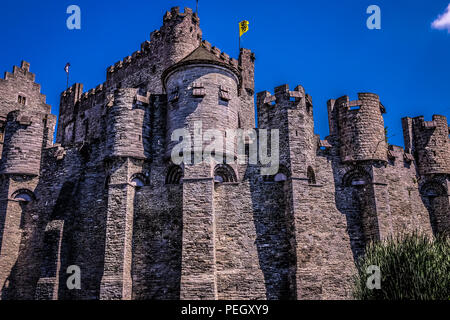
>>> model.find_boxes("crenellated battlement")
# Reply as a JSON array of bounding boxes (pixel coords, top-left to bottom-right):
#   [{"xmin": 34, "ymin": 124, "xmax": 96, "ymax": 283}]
[
  {"xmin": 334, "ymin": 93, "xmax": 385, "ymax": 114},
  {"xmin": 200, "ymin": 40, "xmax": 239, "ymax": 69},
  {"xmin": 163, "ymin": 7, "xmax": 198, "ymax": 24},
  {"xmin": 106, "ymin": 6, "xmax": 201, "ymax": 79},
  {"xmin": 257, "ymin": 84, "xmax": 305, "ymax": 109},
  {"xmin": 61, "ymin": 82, "xmax": 107, "ymax": 105},
  {"xmin": 387, "ymin": 144, "xmax": 415, "ymax": 166}
]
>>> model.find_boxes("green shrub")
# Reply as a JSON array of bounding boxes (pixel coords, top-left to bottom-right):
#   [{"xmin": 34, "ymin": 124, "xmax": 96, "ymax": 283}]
[{"xmin": 353, "ymin": 233, "xmax": 450, "ymax": 300}]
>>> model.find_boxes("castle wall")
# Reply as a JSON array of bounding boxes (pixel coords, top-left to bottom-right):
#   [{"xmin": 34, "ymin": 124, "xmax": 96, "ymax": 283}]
[
  {"xmin": 384, "ymin": 146, "xmax": 433, "ymax": 235},
  {"xmin": 214, "ymin": 178, "xmax": 292, "ymax": 300},
  {"xmin": 293, "ymin": 154, "xmax": 356, "ymax": 300},
  {"xmin": 131, "ymin": 183, "xmax": 183, "ymax": 300},
  {"xmin": 5, "ymin": 144, "xmax": 110, "ymax": 300}
]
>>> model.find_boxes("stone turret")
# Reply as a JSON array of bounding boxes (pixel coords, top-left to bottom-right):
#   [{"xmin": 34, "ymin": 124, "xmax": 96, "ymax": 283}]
[
  {"xmin": 106, "ymin": 88, "xmax": 149, "ymax": 159},
  {"xmin": 163, "ymin": 43, "xmax": 241, "ymax": 160},
  {"xmin": 402, "ymin": 115, "xmax": 450, "ymax": 175},
  {"xmin": 158, "ymin": 7, "xmax": 203, "ymax": 66},
  {"xmin": 1, "ymin": 110, "xmax": 45, "ymax": 175},
  {"xmin": 328, "ymin": 93, "xmax": 387, "ymax": 163}
]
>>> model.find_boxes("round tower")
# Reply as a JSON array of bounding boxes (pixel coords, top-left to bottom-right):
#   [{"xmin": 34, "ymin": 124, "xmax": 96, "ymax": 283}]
[
  {"xmin": 336, "ymin": 93, "xmax": 387, "ymax": 163},
  {"xmin": 0, "ymin": 110, "xmax": 45, "ymax": 176},
  {"xmin": 411, "ymin": 115, "xmax": 450, "ymax": 175},
  {"xmin": 106, "ymin": 88, "xmax": 147, "ymax": 159},
  {"xmin": 162, "ymin": 44, "xmax": 241, "ymax": 161},
  {"xmin": 157, "ymin": 7, "xmax": 203, "ymax": 66}
]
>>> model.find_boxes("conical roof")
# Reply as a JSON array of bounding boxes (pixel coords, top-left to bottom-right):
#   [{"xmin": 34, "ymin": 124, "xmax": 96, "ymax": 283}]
[
  {"xmin": 178, "ymin": 45, "xmax": 224, "ymax": 64},
  {"xmin": 162, "ymin": 44, "xmax": 241, "ymax": 89}
]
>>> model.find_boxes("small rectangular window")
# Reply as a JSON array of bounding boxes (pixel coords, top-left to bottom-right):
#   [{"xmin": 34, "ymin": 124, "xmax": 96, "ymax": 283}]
[
  {"xmin": 18, "ymin": 95, "xmax": 26, "ymax": 105},
  {"xmin": 193, "ymin": 82, "xmax": 206, "ymax": 97},
  {"xmin": 219, "ymin": 86, "xmax": 231, "ymax": 101}
]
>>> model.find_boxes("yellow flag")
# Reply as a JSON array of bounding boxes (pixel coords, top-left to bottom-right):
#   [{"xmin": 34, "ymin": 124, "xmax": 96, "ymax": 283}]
[{"xmin": 239, "ymin": 20, "xmax": 249, "ymax": 37}]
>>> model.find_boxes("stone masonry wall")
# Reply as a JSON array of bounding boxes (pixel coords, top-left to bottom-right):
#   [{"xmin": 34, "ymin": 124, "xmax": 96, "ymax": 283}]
[{"xmin": 0, "ymin": 5, "xmax": 448, "ymax": 301}]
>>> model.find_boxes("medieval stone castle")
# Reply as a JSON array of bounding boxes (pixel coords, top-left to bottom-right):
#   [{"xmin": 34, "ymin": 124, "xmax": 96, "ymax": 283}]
[{"xmin": 0, "ymin": 6, "xmax": 449, "ymax": 300}]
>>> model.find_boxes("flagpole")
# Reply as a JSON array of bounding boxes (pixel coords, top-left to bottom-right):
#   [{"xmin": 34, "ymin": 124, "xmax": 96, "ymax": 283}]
[
  {"xmin": 65, "ymin": 63, "xmax": 71, "ymax": 89},
  {"xmin": 196, "ymin": 0, "xmax": 198, "ymax": 14},
  {"xmin": 239, "ymin": 22, "xmax": 241, "ymax": 52}
]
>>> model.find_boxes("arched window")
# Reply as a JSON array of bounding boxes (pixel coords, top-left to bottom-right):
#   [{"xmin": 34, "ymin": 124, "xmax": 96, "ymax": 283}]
[
  {"xmin": 263, "ymin": 165, "xmax": 290, "ymax": 183},
  {"xmin": 421, "ymin": 182, "xmax": 445, "ymax": 198},
  {"xmin": 166, "ymin": 165, "xmax": 183, "ymax": 185},
  {"xmin": 12, "ymin": 189, "xmax": 35, "ymax": 203},
  {"xmin": 307, "ymin": 166, "xmax": 316, "ymax": 185},
  {"xmin": 214, "ymin": 164, "xmax": 237, "ymax": 183},
  {"xmin": 420, "ymin": 181, "xmax": 448, "ymax": 236},
  {"xmin": 342, "ymin": 168, "xmax": 371, "ymax": 187}
]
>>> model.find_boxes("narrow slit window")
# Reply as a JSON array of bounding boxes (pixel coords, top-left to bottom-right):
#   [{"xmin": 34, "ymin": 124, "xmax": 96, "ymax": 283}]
[{"xmin": 170, "ymin": 88, "xmax": 179, "ymax": 102}]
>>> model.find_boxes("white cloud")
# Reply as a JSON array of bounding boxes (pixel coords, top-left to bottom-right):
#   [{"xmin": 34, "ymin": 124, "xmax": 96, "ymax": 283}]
[{"xmin": 432, "ymin": 4, "xmax": 450, "ymax": 33}]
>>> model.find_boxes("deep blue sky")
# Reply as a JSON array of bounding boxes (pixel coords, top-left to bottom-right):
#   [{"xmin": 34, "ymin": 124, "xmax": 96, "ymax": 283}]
[{"xmin": 1, "ymin": 0, "xmax": 449, "ymax": 147}]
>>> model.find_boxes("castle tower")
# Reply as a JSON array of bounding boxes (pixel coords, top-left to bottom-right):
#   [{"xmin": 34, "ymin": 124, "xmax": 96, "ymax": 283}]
[
  {"xmin": 328, "ymin": 93, "xmax": 393, "ymax": 246},
  {"xmin": 257, "ymin": 84, "xmax": 315, "ymax": 177},
  {"xmin": 328, "ymin": 93, "xmax": 388, "ymax": 163},
  {"xmin": 257, "ymin": 84, "xmax": 318, "ymax": 299},
  {"xmin": 158, "ymin": 7, "xmax": 203, "ymax": 66},
  {"xmin": 402, "ymin": 115, "xmax": 450, "ymax": 235},
  {"xmin": 163, "ymin": 43, "xmax": 241, "ymax": 160},
  {"xmin": 0, "ymin": 61, "xmax": 55, "ymax": 298},
  {"xmin": 162, "ymin": 43, "xmax": 241, "ymax": 300},
  {"xmin": 402, "ymin": 115, "xmax": 450, "ymax": 175},
  {"xmin": 106, "ymin": 88, "xmax": 149, "ymax": 159},
  {"xmin": 55, "ymin": 83, "xmax": 83, "ymax": 145},
  {"xmin": 100, "ymin": 87, "xmax": 151, "ymax": 300}
]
